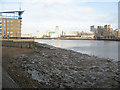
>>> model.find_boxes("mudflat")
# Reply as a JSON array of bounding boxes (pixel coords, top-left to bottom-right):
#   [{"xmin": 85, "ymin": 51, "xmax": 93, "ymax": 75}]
[{"xmin": 2, "ymin": 43, "xmax": 120, "ymax": 88}]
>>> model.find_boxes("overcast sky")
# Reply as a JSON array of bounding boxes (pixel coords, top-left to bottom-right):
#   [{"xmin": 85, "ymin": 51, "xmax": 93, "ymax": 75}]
[{"xmin": 0, "ymin": 0, "xmax": 119, "ymax": 35}]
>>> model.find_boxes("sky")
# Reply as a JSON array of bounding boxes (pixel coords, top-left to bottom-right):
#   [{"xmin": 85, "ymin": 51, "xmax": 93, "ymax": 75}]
[{"xmin": 0, "ymin": 0, "xmax": 119, "ymax": 35}]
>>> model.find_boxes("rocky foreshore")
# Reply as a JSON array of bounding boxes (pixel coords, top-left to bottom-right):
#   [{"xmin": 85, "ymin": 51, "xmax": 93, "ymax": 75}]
[{"xmin": 2, "ymin": 42, "xmax": 120, "ymax": 88}]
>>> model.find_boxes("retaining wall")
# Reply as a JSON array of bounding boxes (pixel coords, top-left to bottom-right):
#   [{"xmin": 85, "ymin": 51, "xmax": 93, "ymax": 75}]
[{"xmin": 1, "ymin": 39, "xmax": 34, "ymax": 48}]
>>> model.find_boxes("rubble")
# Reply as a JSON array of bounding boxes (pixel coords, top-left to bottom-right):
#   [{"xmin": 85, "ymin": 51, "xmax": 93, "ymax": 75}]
[{"xmin": 2, "ymin": 43, "xmax": 119, "ymax": 88}]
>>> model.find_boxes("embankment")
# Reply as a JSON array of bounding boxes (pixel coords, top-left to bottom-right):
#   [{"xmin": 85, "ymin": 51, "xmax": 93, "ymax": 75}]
[{"xmin": 1, "ymin": 39, "xmax": 34, "ymax": 48}]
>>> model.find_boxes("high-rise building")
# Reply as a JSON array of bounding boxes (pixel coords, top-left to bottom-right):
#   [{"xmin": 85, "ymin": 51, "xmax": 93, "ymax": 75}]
[
  {"xmin": 56, "ymin": 26, "xmax": 59, "ymax": 37},
  {"xmin": 103, "ymin": 25, "xmax": 114, "ymax": 39},
  {"xmin": 0, "ymin": 10, "xmax": 24, "ymax": 38},
  {"xmin": 90, "ymin": 25, "xmax": 97, "ymax": 34}
]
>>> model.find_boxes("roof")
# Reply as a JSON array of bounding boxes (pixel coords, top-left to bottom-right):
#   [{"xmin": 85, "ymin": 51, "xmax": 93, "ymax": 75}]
[
  {"xmin": 0, "ymin": 10, "xmax": 24, "ymax": 15},
  {"xmin": 49, "ymin": 32, "xmax": 56, "ymax": 33}
]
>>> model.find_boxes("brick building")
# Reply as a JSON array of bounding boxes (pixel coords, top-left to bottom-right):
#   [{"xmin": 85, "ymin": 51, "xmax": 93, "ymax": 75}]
[{"xmin": 0, "ymin": 10, "xmax": 24, "ymax": 38}]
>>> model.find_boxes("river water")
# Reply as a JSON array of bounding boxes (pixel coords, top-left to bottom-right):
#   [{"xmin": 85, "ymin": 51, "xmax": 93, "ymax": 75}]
[{"xmin": 35, "ymin": 39, "xmax": 119, "ymax": 61}]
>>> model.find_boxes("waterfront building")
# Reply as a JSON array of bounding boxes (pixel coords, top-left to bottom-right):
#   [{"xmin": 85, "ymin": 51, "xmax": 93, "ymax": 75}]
[
  {"xmin": 95, "ymin": 26, "xmax": 104, "ymax": 39},
  {"xmin": 44, "ymin": 26, "xmax": 60, "ymax": 38},
  {"xmin": 103, "ymin": 25, "xmax": 115, "ymax": 39},
  {"xmin": 36, "ymin": 30, "xmax": 43, "ymax": 38},
  {"xmin": 114, "ymin": 29, "xmax": 120, "ymax": 39},
  {"xmin": 0, "ymin": 10, "xmax": 24, "ymax": 38},
  {"xmin": 49, "ymin": 32, "xmax": 58, "ymax": 38},
  {"xmin": 21, "ymin": 33, "xmax": 33, "ymax": 38},
  {"xmin": 62, "ymin": 31, "xmax": 78, "ymax": 37},
  {"xmin": 46, "ymin": 30, "xmax": 50, "ymax": 37},
  {"xmin": 80, "ymin": 31, "xmax": 94, "ymax": 39},
  {"xmin": 91, "ymin": 24, "xmax": 115, "ymax": 39},
  {"xmin": 90, "ymin": 25, "xmax": 98, "ymax": 34},
  {"xmin": 56, "ymin": 26, "xmax": 60, "ymax": 37}
]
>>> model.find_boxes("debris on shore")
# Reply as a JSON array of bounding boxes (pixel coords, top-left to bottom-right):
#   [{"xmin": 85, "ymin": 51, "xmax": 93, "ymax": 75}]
[{"xmin": 2, "ymin": 43, "xmax": 119, "ymax": 88}]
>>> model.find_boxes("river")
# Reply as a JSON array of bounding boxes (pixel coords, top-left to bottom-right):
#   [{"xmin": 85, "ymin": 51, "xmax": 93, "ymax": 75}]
[{"xmin": 35, "ymin": 39, "xmax": 119, "ymax": 61}]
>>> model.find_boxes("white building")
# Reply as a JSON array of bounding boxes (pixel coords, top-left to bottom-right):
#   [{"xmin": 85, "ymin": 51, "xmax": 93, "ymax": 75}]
[
  {"xmin": 36, "ymin": 30, "xmax": 43, "ymax": 38},
  {"xmin": 81, "ymin": 31, "xmax": 94, "ymax": 38},
  {"xmin": 64, "ymin": 31, "xmax": 78, "ymax": 36},
  {"xmin": 21, "ymin": 33, "xmax": 32, "ymax": 38},
  {"xmin": 56, "ymin": 26, "xmax": 60, "ymax": 37}
]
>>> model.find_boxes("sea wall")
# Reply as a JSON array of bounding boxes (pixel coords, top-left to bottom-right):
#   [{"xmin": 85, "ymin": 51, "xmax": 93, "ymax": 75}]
[{"xmin": 1, "ymin": 39, "xmax": 34, "ymax": 48}]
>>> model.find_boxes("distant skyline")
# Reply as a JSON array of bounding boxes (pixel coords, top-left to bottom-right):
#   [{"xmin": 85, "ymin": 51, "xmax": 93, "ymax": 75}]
[{"xmin": 0, "ymin": 0, "xmax": 119, "ymax": 35}]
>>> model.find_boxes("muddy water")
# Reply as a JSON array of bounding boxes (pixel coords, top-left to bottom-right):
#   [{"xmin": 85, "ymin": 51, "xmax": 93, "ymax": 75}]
[{"xmin": 35, "ymin": 39, "xmax": 119, "ymax": 61}]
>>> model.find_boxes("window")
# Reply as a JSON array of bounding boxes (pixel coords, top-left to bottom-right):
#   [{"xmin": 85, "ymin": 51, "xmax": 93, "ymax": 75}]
[
  {"xmin": 11, "ymin": 24, "xmax": 13, "ymax": 26},
  {"xmin": 0, "ymin": 20, "xmax": 2, "ymax": 24},
  {"xmin": 18, "ymin": 24, "xmax": 20, "ymax": 26},
  {"xmin": 0, "ymin": 29, "xmax": 2, "ymax": 31},
  {"xmin": 7, "ymin": 31, "xmax": 9, "ymax": 33},
  {"xmin": 18, "ymin": 28, "xmax": 19, "ymax": 30},
  {"xmin": 7, "ymin": 24, "xmax": 9, "ymax": 26},
  {"xmin": 18, "ymin": 32, "xmax": 19, "ymax": 33},
  {"xmin": 10, "ymin": 31, "xmax": 13, "ymax": 33},
  {"xmin": 7, "ymin": 20, "xmax": 9, "ymax": 22},
  {"xmin": 18, "ymin": 21, "xmax": 20, "ymax": 23},
  {"xmin": 10, "ymin": 35, "xmax": 13, "ymax": 37},
  {"xmin": 11, "ymin": 20, "xmax": 13, "ymax": 22},
  {"xmin": 4, "ymin": 24, "xmax": 5, "ymax": 27},
  {"xmin": 4, "ymin": 20, "xmax": 5, "ymax": 23},
  {"xmin": 11, "ymin": 28, "xmax": 13, "ymax": 30},
  {"xmin": 7, "ymin": 28, "xmax": 9, "ymax": 30}
]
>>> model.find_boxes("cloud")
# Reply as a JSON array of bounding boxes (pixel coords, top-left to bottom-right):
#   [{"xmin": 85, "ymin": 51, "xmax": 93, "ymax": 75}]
[
  {"xmin": 22, "ymin": 0, "xmax": 72, "ymax": 6},
  {"xmin": 0, "ymin": 0, "xmax": 118, "ymax": 35},
  {"xmin": 42, "ymin": 0, "xmax": 72, "ymax": 5}
]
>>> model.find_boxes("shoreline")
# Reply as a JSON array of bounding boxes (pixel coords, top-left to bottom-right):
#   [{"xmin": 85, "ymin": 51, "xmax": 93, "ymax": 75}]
[
  {"xmin": 2, "ymin": 42, "xmax": 120, "ymax": 88},
  {"xmin": 35, "ymin": 38, "xmax": 120, "ymax": 41}
]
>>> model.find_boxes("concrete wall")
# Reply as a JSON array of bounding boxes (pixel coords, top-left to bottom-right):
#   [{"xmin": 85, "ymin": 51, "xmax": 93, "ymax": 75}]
[{"xmin": 2, "ymin": 40, "xmax": 34, "ymax": 48}]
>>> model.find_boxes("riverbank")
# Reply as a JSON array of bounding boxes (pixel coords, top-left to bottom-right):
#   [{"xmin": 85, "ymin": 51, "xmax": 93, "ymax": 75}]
[
  {"xmin": 2, "ymin": 42, "xmax": 120, "ymax": 88},
  {"xmin": 35, "ymin": 38, "xmax": 120, "ymax": 41}
]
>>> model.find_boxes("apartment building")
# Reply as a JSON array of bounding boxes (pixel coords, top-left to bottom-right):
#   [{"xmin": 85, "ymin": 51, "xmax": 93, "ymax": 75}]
[{"xmin": 0, "ymin": 10, "xmax": 24, "ymax": 38}]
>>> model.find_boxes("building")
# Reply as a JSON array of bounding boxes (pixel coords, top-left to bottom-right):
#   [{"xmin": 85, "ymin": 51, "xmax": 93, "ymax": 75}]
[
  {"xmin": 0, "ymin": 10, "xmax": 24, "ymax": 38},
  {"xmin": 80, "ymin": 31, "xmax": 94, "ymax": 39},
  {"xmin": 21, "ymin": 33, "xmax": 32, "ymax": 38},
  {"xmin": 62, "ymin": 31, "xmax": 78, "ymax": 37},
  {"xmin": 90, "ymin": 25, "xmax": 97, "ymax": 34},
  {"xmin": 114, "ymin": 29, "xmax": 120, "ymax": 39},
  {"xmin": 91, "ymin": 24, "xmax": 115, "ymax": 39},
  {"xmin": 103, "ymin": 25, "xmax": 115, "ymax": 39},
  {"xmin": 56, "ymin": 26, "xmax": 60, "ymax": 37},
  {"xmin": 95, "ymin": 26, "xmax": 104, "ymax": 39},
  {"xmin": 44, "ymin": 26, "xmax": 60, "ymax": 38},
  {"xmin": 49, "ymin": 32, "xmax": 58, "ymax": 38},
  {"xmin": 36, "ymin": 30, "xmax": 43, "ymax": 38}
]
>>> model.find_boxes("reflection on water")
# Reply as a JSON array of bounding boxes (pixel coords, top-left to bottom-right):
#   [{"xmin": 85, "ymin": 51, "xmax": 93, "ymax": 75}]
[{"xmin": 35, "ymin": 39, "xmax": 118, "ymax": 61}]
